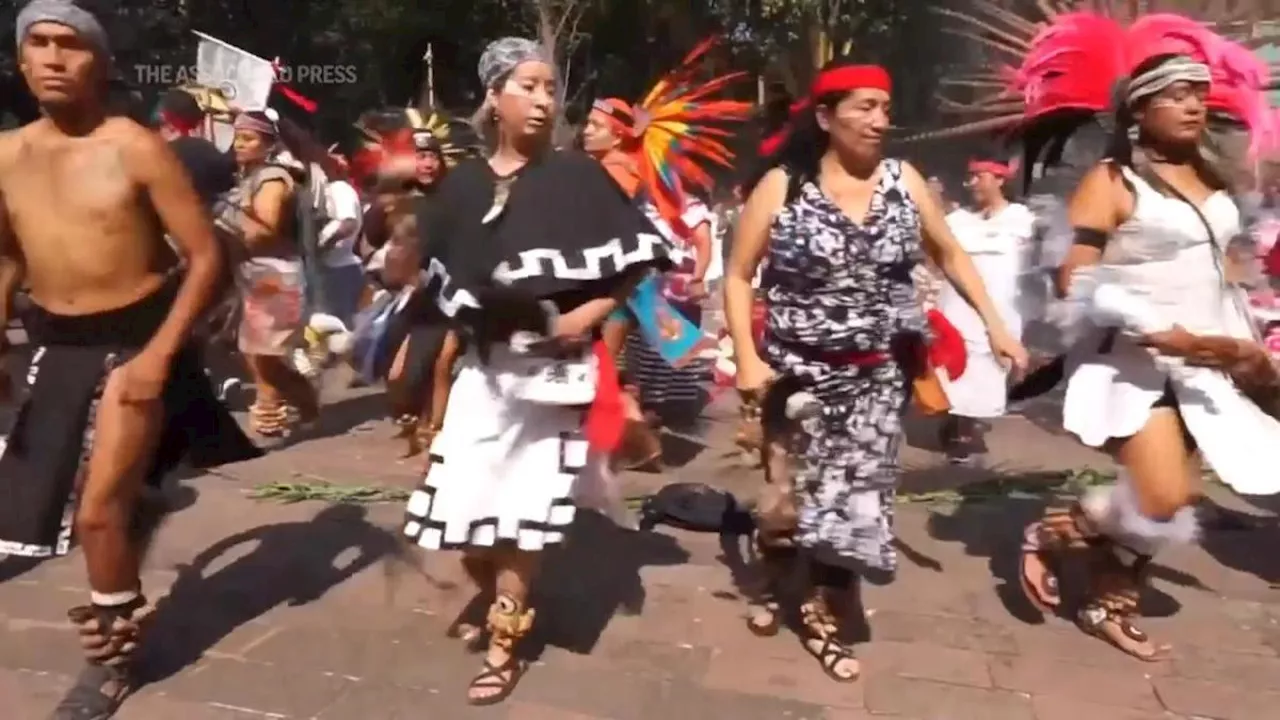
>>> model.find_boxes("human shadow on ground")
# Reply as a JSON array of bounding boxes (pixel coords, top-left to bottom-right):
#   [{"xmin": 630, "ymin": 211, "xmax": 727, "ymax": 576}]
[
  {"xmin": 1199, "ymin": 497, "xmax": 1280, "ymax": 586},
  {"xmin": 924, "ymin": 474, "xmax": 1204, "ymax": 628},
  {"xmin": 521, "ymin": 511, "xmax": 690, "ymax": 659},
  {"xmin": 139, "ymin": 503, "xmax": 399, "ymax": 683}
]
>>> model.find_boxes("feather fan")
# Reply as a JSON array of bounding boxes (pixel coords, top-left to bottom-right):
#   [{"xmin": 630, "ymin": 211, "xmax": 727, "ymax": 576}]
[{"xmin": 627, "ymin": 38, "xmax": 754, "ymax": 235}]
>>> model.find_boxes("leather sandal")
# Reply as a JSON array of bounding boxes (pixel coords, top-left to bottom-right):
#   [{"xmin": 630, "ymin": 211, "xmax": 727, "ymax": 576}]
[
  {"xmin": 1078, "ymin": 544, "xmax": 1169, "ymax": 661},
  {"xmin": 1019, "ymin": 502, "xmax": 1098, "ymax": 612},
  {"xmin": 466, "ymin": 594, "xmax": 534, "ymax": 705},
  {"xmin": 799, "ymin": 598, "xmax": 860, "ymax": 683},
  {"xmin": 466, "ymin": 654, "xmax": 528, "ymax": 707}
]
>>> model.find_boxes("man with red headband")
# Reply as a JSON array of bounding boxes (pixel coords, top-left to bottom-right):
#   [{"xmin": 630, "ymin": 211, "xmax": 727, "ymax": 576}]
[
  {"xmin": 580, "ymin": 41, "xmax": 752, "ymax": 463},
  {"xmin": 936, "ymin": 152, "xmax": 1035, "ymax": 462}
]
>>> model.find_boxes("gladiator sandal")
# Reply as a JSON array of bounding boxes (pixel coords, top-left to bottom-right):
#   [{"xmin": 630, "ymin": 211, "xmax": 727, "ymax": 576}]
[
  {"xmin": 467, "ymin": 593, "xmax": 534, "ymax": 706},
  {"xmin": 250, "ymin": 401, "xmax": 290, "ymax": 437},
  {"xmin": 746, "ymin": 533, "xmax": 794, "ymax": 637},
  {"xmin": 54, "ymin": 597, "xmax": 154, "ymax": 719},
  {"xmin": 1078, "ymin": 543, "xmax": 1168, "ymax": 661},
  {"xmin": 1019, "ymin": 502, "xmax": 1100, "ymax": 612},
  {"xmin": 799, "ymin": 592, "xmax": 860, "ymax": 683}
]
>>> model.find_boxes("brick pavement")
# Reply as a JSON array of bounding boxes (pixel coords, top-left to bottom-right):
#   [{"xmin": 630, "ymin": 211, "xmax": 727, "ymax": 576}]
[{"xmin": 2, "ymin": 394, "xmax": 1279, "ymax": 719}]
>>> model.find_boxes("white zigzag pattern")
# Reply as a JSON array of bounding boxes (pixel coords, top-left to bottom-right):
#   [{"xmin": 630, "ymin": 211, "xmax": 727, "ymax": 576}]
[
  {"xmin": 493, "ymin": 232, "xmax": 668, "ymax": 284},
  {"xmin": 421, "ymin": 232, "xmax": 668, "ymax": 317},
  {"xmin": 421, "ymin": 256, "xmax": 481, "ymax": 318}
]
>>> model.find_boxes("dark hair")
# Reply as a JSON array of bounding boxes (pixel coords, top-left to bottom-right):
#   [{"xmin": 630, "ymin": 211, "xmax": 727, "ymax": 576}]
[
  {"xmin": 967, "ymin": 144, "xmax": 1009, "ymax": 166},
  {"xmin": 157, "ymin": 89, "xmax": 203, "ymax": 127},
  {"xmin": 741, "ymin": 57, "xmax": 875, "ymax": 197}
]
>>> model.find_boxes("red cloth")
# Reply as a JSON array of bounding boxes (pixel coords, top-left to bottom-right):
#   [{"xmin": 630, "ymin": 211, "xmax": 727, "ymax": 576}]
[
  {"xmin": 584, "ymin": 340, "xmax": 626, "ymax": 452},
  {"xmin": 926, "ymin": 310, "xmax": 966, "ymax": 379},
  {"xmin": 1265, "ymin": 232, "xmax": 1280, "ymax": 278}
]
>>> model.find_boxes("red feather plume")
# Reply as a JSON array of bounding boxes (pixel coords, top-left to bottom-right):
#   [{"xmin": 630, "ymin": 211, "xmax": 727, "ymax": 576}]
[{"xmin": 350, "ymin": 127, "xmax": 416, "ymax": 187}]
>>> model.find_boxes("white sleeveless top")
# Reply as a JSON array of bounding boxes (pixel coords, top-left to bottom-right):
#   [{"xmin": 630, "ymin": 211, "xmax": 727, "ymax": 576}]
[
  {"xmin": 1061, "ymin": 166, "xmax": 1280, "ymax": 496},
  {"xmin": 1100, "ymin": 167, "xmax": 1247, "ymax": 337}
]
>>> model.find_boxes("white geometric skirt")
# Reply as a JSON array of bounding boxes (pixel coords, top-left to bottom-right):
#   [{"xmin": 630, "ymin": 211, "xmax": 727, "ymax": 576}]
[{"xmin": 402, "ymin": 348, "xmax": 587, "ymax": 552}]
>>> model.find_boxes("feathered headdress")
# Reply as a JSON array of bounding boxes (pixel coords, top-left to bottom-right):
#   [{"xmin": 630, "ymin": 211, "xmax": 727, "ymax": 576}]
[
  {"xmin": 598, "ymin": 38, "xmax": 753, "ymax": 234},
  {"xmin": 915, "ymin": 1, "xmax": 1279, "ymax": 179},
  {"xmin": 350, "ymin": 107, "xmax": 481, "ymax": 186},
  {"xmin": 404, "ymin": 107, "xmax": 484, "ymax": 167}
]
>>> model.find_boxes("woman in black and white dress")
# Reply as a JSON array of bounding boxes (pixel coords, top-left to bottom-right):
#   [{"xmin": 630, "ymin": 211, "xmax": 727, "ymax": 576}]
[
  {"xmin": 724, "ymin": 58, "xmax": 1027, "ymax": 682},
  {"xmin": 399, "ymin": 37, "xmax": 670, "ymax": 705}
]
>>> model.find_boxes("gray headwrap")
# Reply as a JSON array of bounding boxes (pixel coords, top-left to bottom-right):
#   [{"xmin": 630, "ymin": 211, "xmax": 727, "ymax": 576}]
[
  {"xmin": 15, "ymin": 0, "xmax": 109, "ymax": 57},
  {"xmin": 1126, "ymin": 55, "xmax": 1211, "ymax": 108},
  {"xmin": 477, "ymin": 37, "xmax": 545, "ymax": 90}
]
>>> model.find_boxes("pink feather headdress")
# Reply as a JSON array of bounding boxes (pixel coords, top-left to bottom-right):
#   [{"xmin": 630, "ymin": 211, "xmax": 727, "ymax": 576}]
[{"xmin": 916, "ymin": 2, "xmax": 1278, "ymax": 159}]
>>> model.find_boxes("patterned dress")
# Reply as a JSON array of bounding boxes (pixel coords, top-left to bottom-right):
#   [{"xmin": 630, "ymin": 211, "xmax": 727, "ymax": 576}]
[{"xmin": 761, "ymin": 159, "xmax": 926, "ymax": 574}]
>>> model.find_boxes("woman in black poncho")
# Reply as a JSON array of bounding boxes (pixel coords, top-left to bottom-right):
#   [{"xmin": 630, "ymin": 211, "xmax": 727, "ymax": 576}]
[{"xmin": 397, "ymin": 37, "xmax": 672, "ymax": 705}]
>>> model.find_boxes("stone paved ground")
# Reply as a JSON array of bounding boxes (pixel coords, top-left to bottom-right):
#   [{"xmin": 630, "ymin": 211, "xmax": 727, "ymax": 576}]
[{"xmin": 3, "ymin": 384, "xmax": 1280, "ymax": 719}]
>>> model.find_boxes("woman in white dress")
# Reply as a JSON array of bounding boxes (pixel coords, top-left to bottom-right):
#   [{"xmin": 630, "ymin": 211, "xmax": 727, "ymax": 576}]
[
  {"xmin": 1000, "ymin": 16, "xmax": 1280, "ymax": 661},
  {"xmin": 396, "ymin": 38, "xmax": 670, "ymax": 704},
  {"xmin": 936, "ymin": 155, "xmax": 1035, "ymax": 461}
]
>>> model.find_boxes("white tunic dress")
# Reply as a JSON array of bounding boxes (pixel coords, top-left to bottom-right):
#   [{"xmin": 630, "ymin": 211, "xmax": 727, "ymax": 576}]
[
  {"xmin": 937, "ymin": 204, "xmax": 1036, "ymax": 417},
  {"xmin": 1061, "ymin": 167, "xmax": 1280, "ymax": 497}
]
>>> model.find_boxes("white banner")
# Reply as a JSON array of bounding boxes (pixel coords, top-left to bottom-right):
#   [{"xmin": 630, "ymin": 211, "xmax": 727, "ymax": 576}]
[{"xmin": 193, "ymin": 31, "xmax": 274, "ymax": 111}]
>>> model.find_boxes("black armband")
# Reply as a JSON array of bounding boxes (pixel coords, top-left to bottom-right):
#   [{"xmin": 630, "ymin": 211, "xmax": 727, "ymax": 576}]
[{"xmin": 1073, "ymin": 227, "xmax": 1109, "ymax": 249}]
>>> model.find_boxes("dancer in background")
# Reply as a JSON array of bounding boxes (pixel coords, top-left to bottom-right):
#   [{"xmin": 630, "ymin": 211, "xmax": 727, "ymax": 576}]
[
  {"xmin": 581, "ymin": 39, "xmax": 752, "ymax": 451},
  {"xmin": 936, "ymin": 153, "xmax": 1035, "ymax": 462},
  {"xmin": 0, "ymin": 3, "xmax": 258, "ymax": 715},
  {"xmin": 350, "ymin": 109, "xmax": 480, "ymax": 455},
  {"xmin": 215, "ymin": 110, "xmax": 318, "ymax": 437},
  {"xmin": 399, "ymin": 37, "xmax": 671, "ymax": 704},
  {"xmin": 935, "ymin": 6, "xmax": 1280, "ymax": 659},
  {"xmin": 315, "ymin": 152, "xmax": 364, "ymax": 327},
  {"xmin": 725, "ymin": 58, "xmax": 1027, "ymax": 683}
]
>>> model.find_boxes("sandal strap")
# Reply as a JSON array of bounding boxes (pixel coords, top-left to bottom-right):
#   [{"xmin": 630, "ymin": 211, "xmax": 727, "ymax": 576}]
[
  {"xmin": 815, "ymin": 636, "xmax": 856, "ymax": 662},
  {"xmin": 471, "ymin": 656, "xmax": 521, "ymax": 685},
  {"xmin": 800, "ymin": 600, "xmax": 838, "ymax": 639},
  {"xmin": 1023, "ymin": 503, "xmax": 1100, "ymax": 553},
  {"xmin": 1079, "ymin": 603, "xmax": 1149, "ymax": 643}
]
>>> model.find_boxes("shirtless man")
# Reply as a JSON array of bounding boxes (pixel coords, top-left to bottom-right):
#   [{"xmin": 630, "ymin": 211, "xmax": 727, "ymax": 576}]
[{"xmin": 0, "ymin": 3, "xmax": 254, "ymax": 716}]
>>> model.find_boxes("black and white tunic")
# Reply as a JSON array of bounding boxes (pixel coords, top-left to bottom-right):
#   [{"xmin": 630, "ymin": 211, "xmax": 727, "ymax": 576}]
[
  {"xmin": 761, "ymin": 159, "xmax": 925, "ymax": 573},
  {"xmin": 402, "ymin": 152, "xmax": 671, "ymax": 552}
]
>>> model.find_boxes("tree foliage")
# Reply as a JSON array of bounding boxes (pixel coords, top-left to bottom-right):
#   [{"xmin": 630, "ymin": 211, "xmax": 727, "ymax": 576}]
[{"xmin": 0, "ymin": 0, "xmax": 937, "ymax": 141}]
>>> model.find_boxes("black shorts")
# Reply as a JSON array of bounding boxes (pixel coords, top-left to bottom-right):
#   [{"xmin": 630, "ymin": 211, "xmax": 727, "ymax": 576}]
[{"xmin": 0, "ymin": 276, "xmax": 260, "ymax": 558}]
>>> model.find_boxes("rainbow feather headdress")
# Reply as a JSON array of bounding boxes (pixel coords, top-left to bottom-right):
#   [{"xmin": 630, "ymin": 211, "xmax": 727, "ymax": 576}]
[
  {"xmin": 915, "ymin": 1, "xmax": 1279, "ymax": 176},
  {"xmin": 598, "ymin": 38, "xmax": 753, "ymax": 234}
]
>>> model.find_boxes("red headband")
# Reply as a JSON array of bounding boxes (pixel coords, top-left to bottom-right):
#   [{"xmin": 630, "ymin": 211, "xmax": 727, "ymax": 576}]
[
  {"xmin": 967, "ymin": 160, "xmax": 1010, "ymax": 178},
  {"xmin": 759, "ymin": 65, "xmax": 891, "ymax": 156},
  {"xmin": 591, "ymin": 98, "xmax": 636, "ymax": 136}
]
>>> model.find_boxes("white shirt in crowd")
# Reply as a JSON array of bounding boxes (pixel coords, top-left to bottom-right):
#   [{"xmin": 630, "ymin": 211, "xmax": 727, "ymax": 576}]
[
  {"xmin": 936, "ymin": 202, "xmax": 1036, "ymax": 418},
  {"xmin": 320, "ymin": 180, "xmax": 364, "ymax": 268}
]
